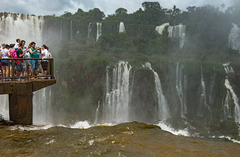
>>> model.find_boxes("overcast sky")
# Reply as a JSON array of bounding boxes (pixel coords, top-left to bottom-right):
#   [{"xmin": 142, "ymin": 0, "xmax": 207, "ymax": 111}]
[{"xmin": 0, "ymin": 0, "xmax": 234, "ymax": 16}]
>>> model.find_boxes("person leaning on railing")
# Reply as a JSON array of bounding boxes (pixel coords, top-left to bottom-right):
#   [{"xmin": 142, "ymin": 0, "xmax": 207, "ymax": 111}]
[
  {"xmin": 9, "ymin": 44, "xmax": 17, "ymax": 78},
  {"xmin": 41, "ymin": 45, "xmax": 52, "ymax": 79},
  {"xmin": 29, "ymin": 42, "xmax": 40, "ymax": 79},
  {"xmin": 16, "ymin": 43, "xmax": 25, "ymax": 80}
]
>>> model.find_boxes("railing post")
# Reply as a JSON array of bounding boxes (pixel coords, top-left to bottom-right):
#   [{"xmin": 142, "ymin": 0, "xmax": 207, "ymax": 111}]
[
  {"xmin": 51, "ymin": 59, "xmax": 55, "ymax": 79},
  {"xmin": 16, "ymin": 59, "xmax": 19, "ymax": 79},
  {"xmin": 12, "ymin": 59, "xmax": 15, "ymax": 81},
  {"xmin": 8, "ymin": 60, "xmax": 10, "ymax": 78}
]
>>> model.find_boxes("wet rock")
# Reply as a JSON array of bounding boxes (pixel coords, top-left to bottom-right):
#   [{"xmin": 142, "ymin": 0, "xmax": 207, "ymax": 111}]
[{"xmin": 0, "ymin": 114, "xmax": 4, "ymax": 122}]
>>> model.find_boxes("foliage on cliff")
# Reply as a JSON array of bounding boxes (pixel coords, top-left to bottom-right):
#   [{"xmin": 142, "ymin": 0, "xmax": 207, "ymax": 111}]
[{"xmin": 46, "ymin": 2, "xmax": 240, "ymax": 137}]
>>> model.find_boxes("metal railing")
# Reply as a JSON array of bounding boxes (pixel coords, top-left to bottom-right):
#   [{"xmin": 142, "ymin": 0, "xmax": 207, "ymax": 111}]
[{"xmin": 0, "ymin": 58, "xmax": 54, "ymax": 81}]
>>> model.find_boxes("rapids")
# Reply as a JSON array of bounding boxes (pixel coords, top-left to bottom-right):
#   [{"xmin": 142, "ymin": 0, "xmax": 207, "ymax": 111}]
[{"xmin": 0, "ymin": 122, "xmax": 240, "ymax": 157}]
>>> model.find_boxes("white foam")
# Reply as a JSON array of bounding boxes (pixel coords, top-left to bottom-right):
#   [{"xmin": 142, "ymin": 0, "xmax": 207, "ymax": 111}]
[
  {"xmin": 89, "ymin": 140, "xmax": 94, "ymax": 146},
  {"xmin": 157, "ymin": 121, "xmax": 190, "ymax": 137},
  {"xmin": 69, "ymin": 121, "xmax": 91, "ymax": 129},
  {"xmin": 10, "ymin": 125, "xmax": 53, "ymax": 131},
  {"xmin": 45, "ymin": 139, "xmax": 56, "ymax": 145},
  {"xmin": 9, "ymin": 121, "xmax": 91, "ymax": 131},
  {"xmin": 218, "ymin": 136, "xmax": 240, "ymax": 144}
]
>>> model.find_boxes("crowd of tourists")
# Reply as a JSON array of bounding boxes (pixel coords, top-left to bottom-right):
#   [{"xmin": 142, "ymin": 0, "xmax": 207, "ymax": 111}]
[{"xmin": 0, "ymin": 39, "xmax": 52, "ymax": 81}]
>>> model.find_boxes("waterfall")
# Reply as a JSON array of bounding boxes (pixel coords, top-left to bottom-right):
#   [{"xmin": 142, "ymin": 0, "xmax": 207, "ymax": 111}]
[
  {"xmin": 228, "ymin": 23, "xmax": 240, "ymax": 51},
  {"xmin": 88, "ymin": 22, "xmax": 92, "ymax": 38},
  {"xmin": 223, "ymin": 91, "xmax": 232, "ymax": 120},
  {"xmin": 143, "ymin": 62, "xmax": 169, "ymax": 120},
  {"xmin": 155, "ymin": 23, "xmax": 170, "ymax": 35},
  {"xmin": 168, "ymin": 24, "xmax": 186, "ymax": 49},
  {"xmin": 96, "ymin": 22, "xmax": 102, "ymax": 41},
  {"xmin": 101, "ymin": 61, "xmax": 132, "ymax": 123},
  {"xmin": 0, "ymin": 13, "xmax": 44, "ymax": 45},
  {"xmin": 119, "ymin": 22, "xmax": 126, "ymax": 33},
  {"xmin": 0, "ymin": 95, "xmax": 9, "ymax": 120},
  {"xmin": 200, "ymin": 67, "xmax": 210, "ymax": 112},
  {"xmin": 225, "ymin": 79, "xmax": 240, "ymax": 123},
  {"xmin": 223, "ymin": 63, "xmax": 240, "ymax": 123},
  {"xmin": 94, "ymin": 101, "xmax": 101, "ymax": 124},
  {"xmin": 33, "ymin": 87, "xmax": 52, "ymax": 125},
  {"xmin": 176, "ymin": 62, "xmax": 188, "ymax": 117},
  {"xmin": 223, "ymin": 63, "xmax": 234, "ymax": 73}
]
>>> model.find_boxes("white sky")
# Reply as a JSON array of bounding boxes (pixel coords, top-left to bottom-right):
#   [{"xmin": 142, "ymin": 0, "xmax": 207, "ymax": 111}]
[{"xmin": 0, "ymin": 0, "xmax": 234, "ymax": 16}]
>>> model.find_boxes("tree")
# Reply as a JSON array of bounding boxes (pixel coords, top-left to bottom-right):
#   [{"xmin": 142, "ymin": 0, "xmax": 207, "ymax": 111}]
[
  {"xmin": 115, "ymin": 8, "xmax": 128, "ymax": 15},
  {"xmin": 142, "ymin": 2, "xmax": 161, "ymax": 11},
  {"xmin": 88, "ymin": 8, "xmax": 105, "ymax": 21},
  {"xmin": 187, "ymin": 6, "xmax": 197, "ymax": 13},
  {"xmin": 141, "ymin": 2, "xmax": 165, "ymax": 24},
  {"xmin": 62, "ymin": 11, "xmax": 73, "ymax": 18}
]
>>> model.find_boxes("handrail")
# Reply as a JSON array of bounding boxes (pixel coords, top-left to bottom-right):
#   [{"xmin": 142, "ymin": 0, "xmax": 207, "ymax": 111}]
[{"xmin": 0, "ymin": 58, "xmax": 55, "ymax": 81}]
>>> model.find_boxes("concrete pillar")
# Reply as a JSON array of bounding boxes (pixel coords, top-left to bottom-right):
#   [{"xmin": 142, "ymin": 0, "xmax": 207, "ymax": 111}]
[
  {"xmin": 0, "ymin": 79, "xmax": 56, "ymax": 125},
  {"xmin": 8, "ymin": 82, "xmax": 33, "ymax": 125}
]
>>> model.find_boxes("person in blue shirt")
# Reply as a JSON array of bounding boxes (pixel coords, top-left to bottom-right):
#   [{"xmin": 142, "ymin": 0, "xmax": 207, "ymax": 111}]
[{"xmin": 29, "ymin": 42, "xmax": 40, "ymax": 79}]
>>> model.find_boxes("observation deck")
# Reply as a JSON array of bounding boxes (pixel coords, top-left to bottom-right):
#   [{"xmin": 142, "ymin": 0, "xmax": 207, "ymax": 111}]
[{"xmin": 0, "ymin": 58, "xmax": 56, "ymax": 125}]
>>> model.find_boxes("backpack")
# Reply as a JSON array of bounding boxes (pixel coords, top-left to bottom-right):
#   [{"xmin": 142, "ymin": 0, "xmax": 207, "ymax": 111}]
[{"xmin": 12, "ymin": 51, "xmax": 18, "ymax": 59}]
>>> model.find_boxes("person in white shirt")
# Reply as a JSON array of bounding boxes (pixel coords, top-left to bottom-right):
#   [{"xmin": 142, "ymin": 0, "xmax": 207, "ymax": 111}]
[
  {"xmin": 23, "ymin": 46, "xmax": 31, "ymax": 77},
  {"xmin": 1, "ymin": 44, "xmax": 10, "ymax": 80},
  {"xmin": 41, "ymin": 45, "xmax": 52, "ymax": 79},
  {"xmin": 14, "ymin": 38, "xmax": 20, "ymax": 50}
]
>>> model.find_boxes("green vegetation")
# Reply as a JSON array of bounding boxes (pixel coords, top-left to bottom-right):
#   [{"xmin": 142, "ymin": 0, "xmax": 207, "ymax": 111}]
[{"xmin": 40, "ymin": 2, "xmax": 240, "ymax": 137}]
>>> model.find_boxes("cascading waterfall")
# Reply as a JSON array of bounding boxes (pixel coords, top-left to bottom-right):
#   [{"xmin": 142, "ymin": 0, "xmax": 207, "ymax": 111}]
[
  {"xmin": 143, "ymin": 62, "xmax": 169, "ymax": 120},
  {"xmin": 223, "ymin": 63, "xmax": 240, "ymax": 123},
  {"xmin": 0, "ymin": 95, "xmax": 9, "ymax": 120},
  {"xmin": 0, "ymin": 13, "xmax": 44, "ymax": 45},
  {"xmin": 33, "ymin": 87, "xmax": 52, "ymax": 125},
  {"xmin": 223, "ymin": 91, "xmax": 231, "ymax": 120},
  {"xmin": 225, "ymin": 79, "xmax": 240, "ymax": 123},
  {"xmin": 101, "ymin": 61, "xmax": 132, "ymax": 123},
  {"xmin": 168, "ymin": 23, "xmax": 186, "ymax": 49},
  {"xmin": 176, "ymin": 62, "xmax": 188, "ymax": 117},
  {"xmin": 200, "ymin": 67, "xmax": 210, "ymax": 112},
  {"xmin": 223, "ymin": 63, "xmax": 234, "ymax": 73},
  {"xmin": 96, "ymin": 22, "xmax": 102, "ymax": 41},
  {"xmin": 88, "ymin": 22, "xmax": 92, "ymax": 38},
  {"xmin": 228, "ymin": 23, "xmax": 240, "ymax": 51},
  {"xmin": 155, "ymin": 23, "xmax": 170, "ymax": 35},
  {"xmin": 94, "ymin": 101, "xmax": 101, "ymax": 124},
  {"xmin": 119, "ymin": 22, "xmax": 126, "ymax": 33}
]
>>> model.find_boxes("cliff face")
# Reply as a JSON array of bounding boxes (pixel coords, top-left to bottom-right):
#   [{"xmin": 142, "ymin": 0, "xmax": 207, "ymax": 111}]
[{"xmin": 51, "ymin": 56, "xmax": 240, "ymax": 138}]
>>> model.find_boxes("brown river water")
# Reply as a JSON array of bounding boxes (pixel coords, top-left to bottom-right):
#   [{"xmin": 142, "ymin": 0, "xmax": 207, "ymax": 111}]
[{"xmin": 0, "ymin": 122, "xmax": 240, "ymax": 157}]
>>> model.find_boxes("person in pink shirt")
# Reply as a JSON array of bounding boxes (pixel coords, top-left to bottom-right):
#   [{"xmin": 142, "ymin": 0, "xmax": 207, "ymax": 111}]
[{"xmin": 9, "ymin": 44, "xmax": 17, "ymax": 77}]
